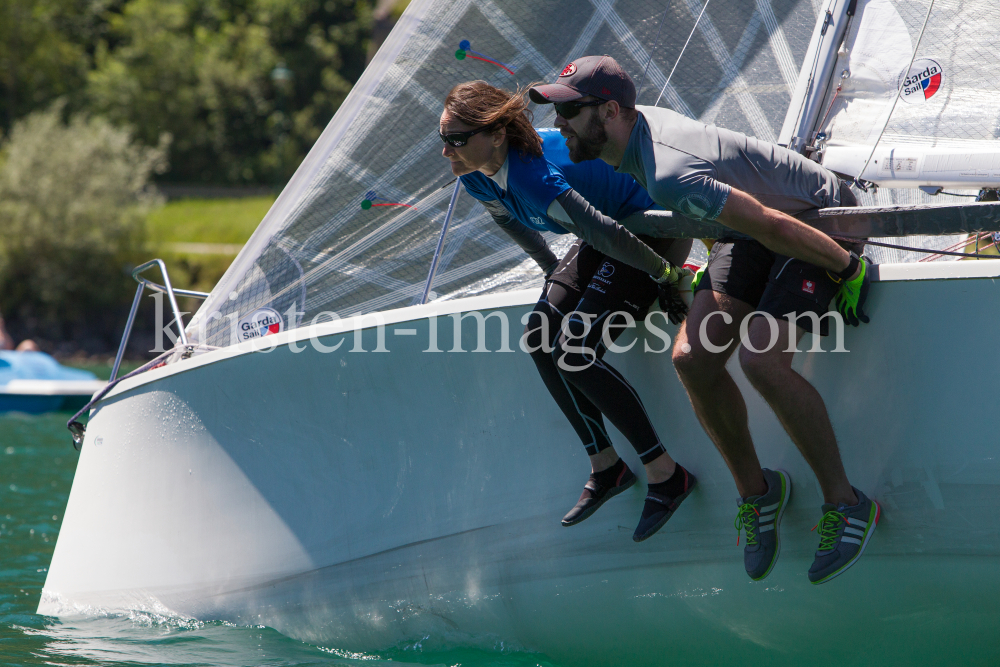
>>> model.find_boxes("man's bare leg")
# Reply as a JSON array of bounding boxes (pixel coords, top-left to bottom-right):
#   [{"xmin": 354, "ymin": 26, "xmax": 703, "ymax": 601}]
[
  {"xmin": 672, "ymin": 290, "xmax": 766, "ymax": 498},
  {"xmin": 739, "ymin": 319, "xmax": 857, "ymax": 506}
]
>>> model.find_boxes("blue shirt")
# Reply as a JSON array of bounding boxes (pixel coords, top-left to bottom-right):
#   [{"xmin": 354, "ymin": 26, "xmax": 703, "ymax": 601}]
[{"xmin": 460, "ymin": 128, "xmax": 655, "ymax": 234}]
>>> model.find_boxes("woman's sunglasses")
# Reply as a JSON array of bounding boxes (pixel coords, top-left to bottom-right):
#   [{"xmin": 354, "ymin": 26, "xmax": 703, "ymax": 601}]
[
  {"xmin": 439, "ymin": 125, "xmax": 493, "ymax": 147},
  {"xmin": 553, "ymin": 98, "xmax": 605, "ymax": 119}
]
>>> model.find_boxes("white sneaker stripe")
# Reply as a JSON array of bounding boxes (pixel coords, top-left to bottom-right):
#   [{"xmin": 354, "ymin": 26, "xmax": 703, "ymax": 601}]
[
  {"xmin": 760, "ymin": 502, "xmax": 781, "ymax": 513},
  {"xmin": 847, "ymin": 517, "xmax": 868, "ymax": 528},
  {"xmin": 840, "ymin": 536, "xmax": 862, "ymax": 545},
  {"xmin": 759, "ymin": 524, "xmax": 775, "ymax": 533},
  {"xmin": 758, "ymin": 515, "xmax": 775, "ymax": 524},
  {"xmin": 844, "ymin": 526, "xmax": 865, "ymax": 537}
]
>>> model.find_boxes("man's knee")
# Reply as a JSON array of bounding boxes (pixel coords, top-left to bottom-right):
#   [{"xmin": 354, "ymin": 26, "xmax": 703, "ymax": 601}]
[
  {"xmin": 738, "ymin": 317, "xmax": 795, "ymax": 387},
  {"xmin": 738, "ymin": 344, "xmax": 775, "ymax": 385},
  {"xmin": 672, "ymin": 334, "xmax": 727, "ymax": 385}
]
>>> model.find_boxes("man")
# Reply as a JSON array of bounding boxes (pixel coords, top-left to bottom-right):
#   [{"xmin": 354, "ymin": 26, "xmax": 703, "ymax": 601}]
[
  {"xmin": 530, "ymin": 56, "xmax": 879, "ymax": 584},
  {"xmin": 441, "ymin": 80, "xmax": 697, "ymax": 541}
]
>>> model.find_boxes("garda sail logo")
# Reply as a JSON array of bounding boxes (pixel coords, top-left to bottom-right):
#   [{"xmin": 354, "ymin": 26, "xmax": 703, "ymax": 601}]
[
  {"xmin": 898, "ymin": 58, "xmax": 943, "ymax": 104},
  {"xmin": 236, "ymin": 307, "xmax": 283, "ymax": 342}
]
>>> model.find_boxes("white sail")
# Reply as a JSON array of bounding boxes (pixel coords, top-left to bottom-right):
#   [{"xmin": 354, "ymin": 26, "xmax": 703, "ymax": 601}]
[
  {"xmin": 186, "ymin": 0, "xmax": 825, "ymax": 348},
  {"xmin": 816, "ymin": 0, "xmax": 1000, "ymax": 186}
]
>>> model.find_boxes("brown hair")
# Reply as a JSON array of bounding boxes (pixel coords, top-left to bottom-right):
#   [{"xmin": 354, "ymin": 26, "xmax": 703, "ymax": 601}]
[{"xmin": 444, "ymin": 81, "xmax": 543, "ymax": 158}]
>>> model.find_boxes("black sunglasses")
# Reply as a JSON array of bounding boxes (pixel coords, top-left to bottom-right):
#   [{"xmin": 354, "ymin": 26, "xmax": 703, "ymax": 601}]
[
  {"xmin": 554, "ymin": 98, "xmax": 605, "ymax": 119},
  {"xmin": 439, "ymin": 125, "xmax": 493, "ymax": 147}
]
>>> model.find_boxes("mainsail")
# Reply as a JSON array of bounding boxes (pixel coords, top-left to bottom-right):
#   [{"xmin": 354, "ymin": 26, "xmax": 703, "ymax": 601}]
[
  {"xmin": 785, "ymin": 0, "xmax": 1000, "ymax": 261},
  {"xmin": 817, "ymin": 0, "xmax": 1000, "ymax": 161},
  {"xmin": 187, "ymin": 0, "xmax": 824, "ymax": 348}
]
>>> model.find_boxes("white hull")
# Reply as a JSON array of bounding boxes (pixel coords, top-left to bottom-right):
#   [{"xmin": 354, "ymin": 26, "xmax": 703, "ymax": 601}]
[{"xmin": 41, "ymin": 262, "xmax": 1000, "ymax": 664}]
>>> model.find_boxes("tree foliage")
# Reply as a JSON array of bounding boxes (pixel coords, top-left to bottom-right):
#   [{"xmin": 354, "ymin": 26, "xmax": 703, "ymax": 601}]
[
  {"xmin": 0, "ymin": 104, "xmax": 166, "ymax": 347},
  {"xmin": 0, "ymin": 0, "xmax": 373, "ymax": 186},
  {"xmin": 0, "ymin": 0, "xmax": 105, "ymax": 130},
  {"xmin": 86, "ymin": 0, "xmax": 372, "ymax": 184}
]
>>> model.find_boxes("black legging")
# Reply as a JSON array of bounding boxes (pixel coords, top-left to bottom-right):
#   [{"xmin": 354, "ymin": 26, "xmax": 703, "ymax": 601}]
[{"xmin": 522, "ymin": 281, "xmax": 667, "ymax": 465}]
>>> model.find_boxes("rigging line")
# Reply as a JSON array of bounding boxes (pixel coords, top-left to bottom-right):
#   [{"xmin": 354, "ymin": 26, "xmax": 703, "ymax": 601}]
[
  {"xmin": 635, "ymin": 1, "xmax": 671, "ymax": 99},
  {"xmin": 828, "ymin": 234, "xmax": 1000, "ymax": 259},
  {"xmin": 818, "ymin": 0, "xmax": 859, "ymax": 131},
  {"xmin": 853, "ymin": 0, "xmax": 937, "ymax": 189},
  {"xmin": 653, "ymin": 0, "xmax": 710, "ymax": 108},
  {"xmin": 918, "ymin": 232, "xmax": 992, "ymax": 261},
  {"xmin": 788, "ymin": 0, "xmax": 836, "ymax": 148}
]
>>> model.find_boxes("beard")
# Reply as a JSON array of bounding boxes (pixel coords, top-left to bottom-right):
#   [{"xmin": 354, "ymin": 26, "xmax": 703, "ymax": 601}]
[{"xmin": 567, "ymin": 111, "xmax": 608, "ymax": 163}]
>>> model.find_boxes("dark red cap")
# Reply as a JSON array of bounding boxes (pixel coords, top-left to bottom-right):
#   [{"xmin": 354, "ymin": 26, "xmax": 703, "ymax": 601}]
[{"xmin": 529, "ymin": 55, "xmax": 636, "ymax": 108}]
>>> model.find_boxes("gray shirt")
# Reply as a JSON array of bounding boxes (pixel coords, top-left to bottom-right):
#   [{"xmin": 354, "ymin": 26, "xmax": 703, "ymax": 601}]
[{"xmin": 617, "ymin": 106, "xmax": 842, "ymax": 236}]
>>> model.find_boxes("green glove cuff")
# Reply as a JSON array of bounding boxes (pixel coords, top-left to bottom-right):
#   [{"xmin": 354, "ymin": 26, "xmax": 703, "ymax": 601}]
[
  {"xmin": 654, "ymin": 262, "xmax": 679, "ymax": 284},
  {"xmin": 835, "ymin": 257, "xmax": 868, "ymax": 321},
  {"xmin": 691, "ymin": 265, "xmax": 706, "ymax": 290}
]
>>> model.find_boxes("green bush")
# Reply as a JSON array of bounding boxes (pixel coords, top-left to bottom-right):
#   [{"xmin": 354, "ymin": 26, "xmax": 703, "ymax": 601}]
[
  {"xmin": 86, "ymin": 0, "xmax": 372, "ymax": 185},
  {"xmin": 0, "ymin": 104, "xmax": 167, "ymax": 350}
]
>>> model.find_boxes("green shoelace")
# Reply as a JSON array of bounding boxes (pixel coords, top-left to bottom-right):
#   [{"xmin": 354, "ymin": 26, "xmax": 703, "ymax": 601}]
[
  {"xmin": 814, "ymin": 509, "xmax": 848, "ymax": 551},
  {"xmin": 734, "ymin": 503, "xmax": 759, "ymax": 546}
]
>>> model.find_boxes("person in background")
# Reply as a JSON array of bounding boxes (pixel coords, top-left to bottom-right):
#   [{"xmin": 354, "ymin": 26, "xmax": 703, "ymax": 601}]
[{"xmin": 0, "ymin": 311, "xmax": 39, "ymax": 352}]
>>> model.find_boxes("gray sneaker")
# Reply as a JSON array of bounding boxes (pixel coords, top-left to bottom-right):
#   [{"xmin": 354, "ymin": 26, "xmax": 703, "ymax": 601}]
[
  {"xmin": 808, "ymin": 486, "xmax": 880, "ymax": 584},
  {"xmin": 734, "ymin": 468, "xmax": 791, "ymax": 581}
]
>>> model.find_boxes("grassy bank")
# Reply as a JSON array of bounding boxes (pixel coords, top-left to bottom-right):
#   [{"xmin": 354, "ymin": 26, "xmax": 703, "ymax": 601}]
[{"xmin": 145, "ymin": 196, "xmax": 275, "ymax": 296}]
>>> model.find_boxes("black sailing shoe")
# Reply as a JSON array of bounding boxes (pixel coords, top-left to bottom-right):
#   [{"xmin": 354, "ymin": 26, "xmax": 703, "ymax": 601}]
[
  {"xmin": 561, "ymin": 463, "xmax": 637, "ymax": 526},
  {"xmin": 633, "ymin": 464, "xmax": 697, "ymax": 542}
]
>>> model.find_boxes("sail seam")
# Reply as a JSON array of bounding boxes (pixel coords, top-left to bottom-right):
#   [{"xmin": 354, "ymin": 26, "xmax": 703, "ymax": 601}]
[
  {"xmin": 682, "ymin": 0, "xmax": 775, "ymax": 141},
  {"xmin": 755, "ymin": 0, "xmax": 799, "ymax": 90},
  {"xmin": 600, "ymin": 3, "xmax": 697, "ymax": 118}
]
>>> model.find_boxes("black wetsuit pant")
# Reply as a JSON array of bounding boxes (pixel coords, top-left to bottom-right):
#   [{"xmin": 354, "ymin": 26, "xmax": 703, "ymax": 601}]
[{"xmin": 522, "ymin": 238, "xmax": 690, "ymax": 466}]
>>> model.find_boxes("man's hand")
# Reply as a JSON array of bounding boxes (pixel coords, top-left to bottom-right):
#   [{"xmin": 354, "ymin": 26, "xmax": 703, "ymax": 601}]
[
  {"xmin": 655, "ymin": 264, "xmax": 688, "ymax": 325},
  {"xmin": 834, "ymin": 257, "xmax": 871, "ymax": 326}
]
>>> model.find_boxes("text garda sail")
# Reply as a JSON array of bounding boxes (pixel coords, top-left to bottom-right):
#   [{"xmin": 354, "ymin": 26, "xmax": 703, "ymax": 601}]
[
  {"xmin": 235, "ymin": 307, "xmax": 284, "ymax": 342},
  {"xmin": 898, "ymin": 58, "xmax": 943, "ymax": 104}
]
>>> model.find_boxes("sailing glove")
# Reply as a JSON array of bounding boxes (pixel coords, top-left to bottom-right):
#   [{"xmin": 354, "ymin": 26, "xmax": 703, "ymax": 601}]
[
  {"xmin": 691, "ymin": 265, "xmax": 705, "ymax": 290},
  {"xmin": 834, "ymin": 256, "xmax": 871, "ymax": 326},
  {"xmin": 654, "ymin": 263, "xmax": 688, "ymax": 325}
]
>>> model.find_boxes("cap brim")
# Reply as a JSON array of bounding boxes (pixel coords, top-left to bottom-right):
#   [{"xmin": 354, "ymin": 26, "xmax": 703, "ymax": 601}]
[{"xmin": 528, "ymin": 83, "xmax": 585, "ymax": 105}]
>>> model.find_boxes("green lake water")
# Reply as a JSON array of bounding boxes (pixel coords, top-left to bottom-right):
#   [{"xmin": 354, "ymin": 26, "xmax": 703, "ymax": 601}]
[
  {"xmin": 5, "ymin": 367, "xmax": 997, "ymax": 666},
  {"xmin": 0, "ymin": 388, "xmax": 561, "ymax": 667}
]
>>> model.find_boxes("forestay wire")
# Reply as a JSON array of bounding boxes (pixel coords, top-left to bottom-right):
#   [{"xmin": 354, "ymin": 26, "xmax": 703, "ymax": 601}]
[{"xmin": 654, "ymin": 0, "xmax": 711, "ymax": 108}]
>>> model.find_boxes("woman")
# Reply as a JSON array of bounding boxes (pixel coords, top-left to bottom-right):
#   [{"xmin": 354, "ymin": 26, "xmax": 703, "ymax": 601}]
[{"xmin": 440, "ymin": 81, "xmax": 694, "ymax": 542}]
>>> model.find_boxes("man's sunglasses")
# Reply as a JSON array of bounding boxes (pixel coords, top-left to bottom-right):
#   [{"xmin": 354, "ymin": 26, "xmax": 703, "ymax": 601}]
[
  {"xmin": 554, "ymin": 98, "xmax": 605, "ymax": 119},
  {"xmin": 439, "ymin": 125, "xmax": 493, "ymax": 147}
]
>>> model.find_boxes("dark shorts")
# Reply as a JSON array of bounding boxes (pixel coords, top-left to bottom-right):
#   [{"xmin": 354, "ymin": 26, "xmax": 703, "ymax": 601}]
[
  {"xmin": 547, "ymin": 239, "xmax": 661, "ymax": 318},
  {"xmin": 693, "ymin": 182, "xmax": 860, "ymax": 336}
]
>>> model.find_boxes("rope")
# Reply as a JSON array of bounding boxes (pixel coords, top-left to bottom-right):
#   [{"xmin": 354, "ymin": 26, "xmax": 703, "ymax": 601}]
[
  {"xmin": 919, "ymin": 232, "xmax": 992, "ymax": 262},
  {"xmin": 829, "ymin": 234, "xmax": 1000, "ymax": 259}
]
